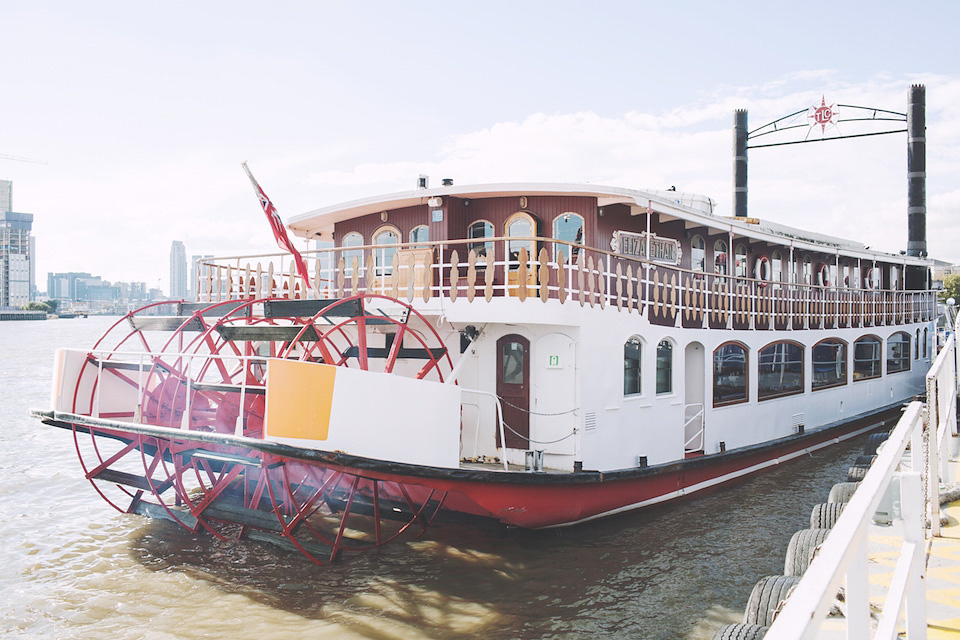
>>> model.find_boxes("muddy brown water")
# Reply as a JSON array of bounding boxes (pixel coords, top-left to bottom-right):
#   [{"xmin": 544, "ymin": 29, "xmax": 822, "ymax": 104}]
[{"xmin": 1, "ymin": 317, "xmax": 871, "ymax": 639}]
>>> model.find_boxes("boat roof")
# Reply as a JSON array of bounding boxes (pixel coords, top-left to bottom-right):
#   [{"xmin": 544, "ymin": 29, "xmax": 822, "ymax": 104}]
[{"xmin": 287, "ymin": 182, "xmax": 928, "ymax": 265}]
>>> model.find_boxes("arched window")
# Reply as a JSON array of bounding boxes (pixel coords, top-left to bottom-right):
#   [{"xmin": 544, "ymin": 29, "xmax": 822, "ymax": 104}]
[
  {"xmin": 691, "ymin": 235, "xmax": 706, "ymax": 272},
  {"xmin": 373, "ymin": 225, "xmax": 400, "ymax": 276},
  {"xmin": 409, "ymin": 225, "xmax": 429, "ymax": 247},
  {"xmin": 889, "ymin": 265, "xmax": 900, "ymax": 290},
  {"xmin": 734, "ymin": 244, "xmax": 748, "ymax": 278},
  {"xmin": 801, "ymin": 256, "xmax": 812, "ymax": 285},
  {"xmin": 852, "ymin": 264, "xmax": 861, "ymax": 290},
  {"xmin": 853, "ymin": 335, "xmax": 882, "ymax": 381},
  {"xmin": 771, "ymin": 251, "xmax": 783, "ymax": 286},
  {"xmin": 887, "ymin": 332, "xmax": 911, "ymax": 374},
  {"xmin": 813, "ymin": 338, "xmax": 847, "ymax": 390},
  {"xmin": 624, "ymin": 335, "xmax": 642, "ymax": 396},
  {"xmin": 915, "ymin": 329, "xmax": 921, "ymax": 360},
  {"xmin": 341, "ymin": 231, "xmax": 364, "ymax": 273},
  {"xmin": 656, "ymin": 339, "xmax": 673, "ymax": 395},
  {"xmin": 552, "ymin": 213, "xmax": 583, "ymax": 262},
  {"xmin": 713, "ymin": 342, "xmax": 748, "ymax": 406},
  {"xmin": 758, "ymin": 341, "xmax": 804, "ymax": 400},
  {"xmin": 714, "ymin": 240, "xmax": 728, "ymax": 275},
  {"xmin": 924, "ymin": 328, "xmax": 929, "ymax": 358},
  {"xmin": 467, "ymin": 220, "xmax": 494, "ymax": 266},
  {"xmin": 506, "ymin": 212, "xmax": 537, "ymax": 269}
]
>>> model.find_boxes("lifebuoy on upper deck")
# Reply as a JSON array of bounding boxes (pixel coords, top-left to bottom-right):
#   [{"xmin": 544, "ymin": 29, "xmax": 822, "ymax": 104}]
[
  {"xmin": 864, "ymin": 268, "xmax": 876, "ymax": 290},
  {"xmin": 816, "ymin": 263, "xmax": 830, "ymax": 287},
  {"xmin": 754, "ymin": 256, "xmax": 770, "ymax": 286}
]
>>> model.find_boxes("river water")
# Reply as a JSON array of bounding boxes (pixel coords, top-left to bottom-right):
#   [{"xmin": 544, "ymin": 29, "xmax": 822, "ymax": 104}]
[{"xmin": 0, "ymin": 317, "xmax": 874, "ymax": 639}]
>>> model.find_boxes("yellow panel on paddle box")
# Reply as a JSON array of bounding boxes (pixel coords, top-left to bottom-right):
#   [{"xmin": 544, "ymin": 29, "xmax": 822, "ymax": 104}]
[{"xmin": 265, "ymin": 359, "xmax": 336, "ymax": 441}]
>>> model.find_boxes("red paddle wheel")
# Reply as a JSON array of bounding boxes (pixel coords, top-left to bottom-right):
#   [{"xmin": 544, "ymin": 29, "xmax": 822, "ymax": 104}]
[{"xmin": 66, "ymin": 295, "xmax": 454, "ymax": 563}]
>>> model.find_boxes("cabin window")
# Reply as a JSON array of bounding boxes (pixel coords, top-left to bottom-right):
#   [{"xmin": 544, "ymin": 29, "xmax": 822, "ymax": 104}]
[
  {"xmin": 410, "ymin": 225, "xmax": 429, "ymax": 247},
  {"xmin": 887, "ymin": 332, "xmax": 911, "ymax": 374},
  {"xmin": 812, "ymin": 339, "xmax": 847, "ymax": 390},
  {"xmin": 890, "ymin": 265, "xmax": 900, "ymax": 290},
  {"xmin": 501, "ymin": 340, "xmax": 526, "ymax": 385},
  {"xmin": 624, "ymin": 335, "xmax": 642, "ymax": 396},
  {"xmin": 852, "ymin": 264, "xmax": 861, "ymax": 290},
  {"xmin": 853, "ymin": 336, "xmax": 882, "ymax": 381},
  {"xmin": 691, "ymin": 235, "xmax": 706, "ymax": 272},
  {"xmin": 758, "ymin": 341, "xmax": 804, "ymax": 400},
  {"xmin": 656, "ymin": 339, "xmax": 673, "ymax": 395},
  {"xmin": 553, "ymin": 213, "xmax": 583, "ymax": 262},
  {"xmin": 506, "ymin": 212, "xmax": 537, "ymax": 269},
  {"xmin": 341, "ymin": 232, "xmax": 364, "ymax": 273},
  {"xmin": 802, "ymin": 257, "xmax": 812, "ymax": 285},
  {"xmin": 714, "ymin": 240, "xmax": 728, "ymax": 275},
  {"xmin": 924, "ymin": 328, "xmax": 929, "ymax": 358},
  {"xmin": 713, "ymin": 342, "xmax": 748, "ymax": 406},
  {"xmin": 771, "ymin": 251, "xmax": 783, "ymax": 287},
  {"xmin": 373, "ymin": 226, "xmax": 400, "ymax": 276},
  {"xmin": 915, "ymin": 329, "xmax": 921, "ymax": 360},
  {"xmin": 734, "ymin": 244, "xmax": 748, "ymax": 278},
  {"xmin": 467, "ymin": 220, "xmax": 494, "ymax": 265}
]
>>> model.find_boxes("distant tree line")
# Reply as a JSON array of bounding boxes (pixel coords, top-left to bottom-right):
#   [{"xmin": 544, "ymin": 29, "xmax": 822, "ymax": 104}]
[{"xmin": 22, "ymin": 300, "xmax": 61, "ymax": 314}]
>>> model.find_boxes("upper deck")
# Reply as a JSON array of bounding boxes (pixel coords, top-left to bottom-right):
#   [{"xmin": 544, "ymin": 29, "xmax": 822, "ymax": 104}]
[{"xmin": 197, "ymin": 183, "xmax": 936, "ymax": 330}]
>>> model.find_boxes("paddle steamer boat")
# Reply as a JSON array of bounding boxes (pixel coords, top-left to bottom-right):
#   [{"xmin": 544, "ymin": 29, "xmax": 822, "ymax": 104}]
[{"xmin": 32, "ymin": 123, "xmax": 937, "ymax": 564}]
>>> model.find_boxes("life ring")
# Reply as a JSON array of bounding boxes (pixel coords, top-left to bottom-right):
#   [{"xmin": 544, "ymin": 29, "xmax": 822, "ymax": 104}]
[
  {"xmin": 816, "ymin": 263, "xmax": 830, "ymax": 287},
  {"xmin": 754, "ymin": 255, "xmax": 770, "ymax": 286},
  {"xmin": 864, "ymin": 268, "xmax": 876, "ymax": 290}
]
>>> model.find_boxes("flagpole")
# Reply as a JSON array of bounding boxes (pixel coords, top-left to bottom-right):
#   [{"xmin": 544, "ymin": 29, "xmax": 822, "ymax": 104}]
[{"xmin": 241, "ymin": 162, "xmax": 319, "ymax": 297}]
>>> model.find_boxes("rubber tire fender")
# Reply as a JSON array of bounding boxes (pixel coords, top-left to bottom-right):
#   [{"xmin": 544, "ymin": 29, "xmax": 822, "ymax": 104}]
[
  {"xmin": 863, "ymin": 431, "xmax": 890, "ymax": 455},
  {"xmin": 809, "ymin": 502, "xmax": 846, "ymax": 529},
  {"xmin": 712, "ymin": 623, "xmax": 769, "ymax": 640},
  {"xmin": 743, "ymin": 575, "xmax": 800, "ymax": 626},
  {"xmin": 784, "ymin": 528, "xmax": 832, "ymax": 577},
  {"xmin": 828, "ymin": 482, "xmax": 860, "ymax": 503}
]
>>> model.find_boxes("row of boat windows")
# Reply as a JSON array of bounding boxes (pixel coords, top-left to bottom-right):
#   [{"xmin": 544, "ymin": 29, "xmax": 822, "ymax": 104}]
[
  {"xmin": 340, "ymin": 217, "xmax": 900, "ymax": 290},
  {"xmin": 691, "ymin": 236, "xmax": 897, "ymax": 289},
  {"xmin": 624, "ymin": 330, "xmax": 928, "ymax": 406},
  {"xmin": 340, "ymin": 212, "xmax": 585, "ymax": 268}
]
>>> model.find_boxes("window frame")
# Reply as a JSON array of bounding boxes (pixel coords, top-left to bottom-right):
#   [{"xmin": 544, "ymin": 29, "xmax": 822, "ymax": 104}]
[
  {"xmin": 467, "ymin": 219, "xmax": 495, "ymax": 266},
  {"xmin": 713, "ymin": 341, "xmax": 749, "ymax": 407},
  {"xmin": 713, "ymin": 239, "xmax": 728, "ymax": 276},
  {"xmin": 886, "ymin": 331, "xmax": 911, "ymax": 374},
  {"xmin": 757, "ymin": 340, "xmax": 805, "ymax": 401},
  {"xmin": 373, "ymin": 224, "xmax": 401, "ymax": 276},
  {"xmin": 690, "ymin": 235, "xmax": 706, "ymax": 272},
  {"xmin": 812, "ymin": 338, "xmax": 848, "ymax": 391},
  {"xmin": 409, "ymin": 224, "xmax": 429, "ymax": 247},
  {"xmin": 656, "ymin": 339, "xmax": 674, "ymax": 395},
  {"xmin": 624, "ymin": 335, "xmax": 643, "ymax": 397},
  {"xmin": 552, "ymin": 212, "xmax": 584, "ymax": 263},
  {"xmin": 853, "ymin": 335, "xmax": 883, "ymax": 381}
]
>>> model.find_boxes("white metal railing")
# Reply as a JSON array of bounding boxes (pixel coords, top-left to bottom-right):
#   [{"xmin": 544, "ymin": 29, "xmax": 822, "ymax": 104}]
[
  {"xmin": 764, "ymin": 318, "xmax": 959, "ymax": 639},
  {"xmin": 194, "ymin": 239, "xmax": 938, "ymax": 331},
  {"xmin": 81, "ymin": 348, "xmax": 267, "ymax": 437},
  {"xmin": 683, "ymin": 403, "xmax": 705, "ymax": 451}
]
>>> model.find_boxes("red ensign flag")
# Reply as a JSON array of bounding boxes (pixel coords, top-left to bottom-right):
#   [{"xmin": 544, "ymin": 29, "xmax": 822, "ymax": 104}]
[{"xmin": 241, "ymin": 162, "xmax": 312, "ymax": 288}]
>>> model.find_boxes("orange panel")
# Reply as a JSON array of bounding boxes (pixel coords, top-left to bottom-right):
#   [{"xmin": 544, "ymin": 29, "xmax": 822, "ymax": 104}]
[{"xmin": 265, "ymin": 359, "xmax": 336, "ymax": 440}]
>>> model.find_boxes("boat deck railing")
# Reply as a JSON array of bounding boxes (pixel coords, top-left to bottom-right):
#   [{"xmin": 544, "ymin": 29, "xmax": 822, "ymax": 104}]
[
  {"xmin": 763, "ymin": 316, "xmax": 959, "ymax": 639},
  {"xmin": 195, "ymin": 237, "xmax": 936, "ymax": 329}
]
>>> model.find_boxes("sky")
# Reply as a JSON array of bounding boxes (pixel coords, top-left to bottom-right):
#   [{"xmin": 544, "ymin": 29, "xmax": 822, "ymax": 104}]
[{"xmin": 1, "ymin": 1, "xmax": 959, "ymax": 294}]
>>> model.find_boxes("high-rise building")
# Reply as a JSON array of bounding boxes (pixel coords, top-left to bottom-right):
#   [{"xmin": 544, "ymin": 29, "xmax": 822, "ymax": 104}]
[
  {"xmin": 169, "ymin": 240, "xmax": 187, "ymax": 299},
  {"xmin": 1, "ymin": 180, "xmax": 34, "ymax": 309}
]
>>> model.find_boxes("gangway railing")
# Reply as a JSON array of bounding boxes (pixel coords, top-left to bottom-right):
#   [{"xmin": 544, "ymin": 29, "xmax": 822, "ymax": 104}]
[{"xmin": 764, "ymin": 318, "xmax": 960, "ymax": 639}]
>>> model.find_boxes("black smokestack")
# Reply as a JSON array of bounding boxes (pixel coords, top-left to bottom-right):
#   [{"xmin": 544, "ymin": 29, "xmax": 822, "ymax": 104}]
[{"xmin": 907, "ymin": 84, "xmax": 926, "ymax": 257}]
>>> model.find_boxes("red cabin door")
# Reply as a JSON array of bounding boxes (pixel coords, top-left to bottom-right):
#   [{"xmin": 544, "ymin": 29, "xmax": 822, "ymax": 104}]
[{"xmin": 496, "ymin": 334, "xmax": 530, "ymax": 449}]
